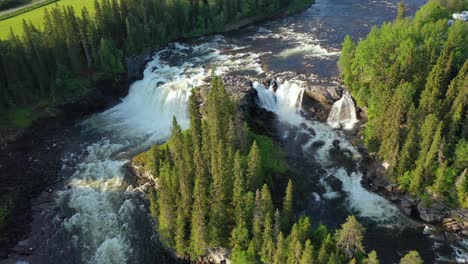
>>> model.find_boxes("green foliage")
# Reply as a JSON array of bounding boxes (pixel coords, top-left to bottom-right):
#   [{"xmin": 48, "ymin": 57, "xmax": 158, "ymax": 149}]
[
  {"xmin": 98, "ymin": 38, "xmax": 124, "ymax": 78},
  {"xmin": 0, "ymin": 0, "xmax": 314, "ymax": 127},
  {"xmin": 131, "ymin": 77, "xmax": 381, "ymax": 263},
  {"xmin": 396, "ymin": 1, "xmax": 406, "ymax": 20},
  {"xmin": 335, "ymin": 215, "xmax": 365, "ymax": 259},
  {"xmin": 454, "ymin": 140, "xmax": 468, "ymax": 169},
  {"xmin": 340, "ymin": 0, "xmax": 467, "ymax": 206},
  {"xmin": 363, "ymin": 251, "xmax": 380, "ymax": 264},
  {"xmin": 399, "ymin": 251, "xmax": 423, "ymax": 264},
  {"xmin": 0, "ymin": 194, "xmax": 13, "ymax": 229}
]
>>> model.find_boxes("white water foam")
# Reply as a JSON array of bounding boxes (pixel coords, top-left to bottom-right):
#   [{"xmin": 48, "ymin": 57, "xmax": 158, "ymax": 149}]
[
  {"xmin": 254, "ymin": 77, "xmax": 400, "ymax": 223},
  {"xmin": 86, "ymin": 37, "xmax": 264, "ymax": 143},
  {"xmin": 57, "ymin": 35, "xmax": 268, "ymax": 263},
  {"xmin": 276, "ymin": 26, "xmax": 340, "ymax": 59},
  {"xmin": 327, "ymin": 91, "xmax": 359, "ymax": 130},
  {"xmin": 330, "ymin": 168, "xmax": 401, "ymax": 222},
  {"xmin": 252, "ymin": 80, "xmax": 305, "ymax": 124}
]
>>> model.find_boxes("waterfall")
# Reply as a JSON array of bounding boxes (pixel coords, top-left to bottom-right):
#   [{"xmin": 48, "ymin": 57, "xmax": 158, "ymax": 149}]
[
  {"xmin": 327, "ymin": 90, "xmax": 359, "ymax": 130},
  {"xmin": 253, "ymin": 80, "xmax": 305, "ymax": 125},
  {"xmin": 253, "ymin": 78, "xmax": 401, "ymax": 224},
  {"xmin": 53, "ymin": 36, "xmax": 268, "ymax": 264}
]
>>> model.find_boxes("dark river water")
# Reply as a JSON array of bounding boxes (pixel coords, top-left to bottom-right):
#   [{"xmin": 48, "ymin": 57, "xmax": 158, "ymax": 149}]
[{"xmin": 4, "ymin": 0, "xmax": 468, "ymax": 263}]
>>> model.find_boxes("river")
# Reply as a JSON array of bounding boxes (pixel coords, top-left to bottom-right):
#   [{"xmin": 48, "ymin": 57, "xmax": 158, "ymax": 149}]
[{"xmin": 3, "ymin": 0, "xmax": 467, "ymax": 263}]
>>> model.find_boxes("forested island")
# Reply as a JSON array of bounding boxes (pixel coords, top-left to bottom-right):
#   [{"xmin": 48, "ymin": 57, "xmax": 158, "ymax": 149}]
[
  {"xmin": 0, "ymin": 0, "xmax": 466, "ymax": 263},
  {"xmin": 132, "ymin": 76, "xmax": 424, "ymax": 264}
]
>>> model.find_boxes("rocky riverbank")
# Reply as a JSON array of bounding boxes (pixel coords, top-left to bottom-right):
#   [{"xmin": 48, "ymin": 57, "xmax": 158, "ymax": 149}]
[
  {"xmin": 360, "ymin": 156, "xmax": 468, "ymax": 237},
  {"xmin": 0, "ymin": 74, "xmax": 135, "ymax": 259}
]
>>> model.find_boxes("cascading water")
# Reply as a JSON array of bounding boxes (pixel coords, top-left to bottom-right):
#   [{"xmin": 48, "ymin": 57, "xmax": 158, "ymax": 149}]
[
  {"xmin": 41, "ymin": 35, "xmax": 267, "ymax": 264},
  {"xmin": 327, "ymin": 90, "xmax": 359, "ymax": 130},
  {"xmin": 253, "ymin": 78, "xmax": 401, "ymax": 224},
  {"xmin": 252, "ymin": 80, "xmax": 305, "ymax": 124}
]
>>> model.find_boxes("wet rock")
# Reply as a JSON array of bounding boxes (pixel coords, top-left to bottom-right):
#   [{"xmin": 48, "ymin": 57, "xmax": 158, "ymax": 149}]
[
  {"xmin": 420, "ymin": 213, "xmax": 446, "ymax": 223},
  {"xmin": 402, "ymin": 206, "xmax": 412, "ymax": 216},
  {"xmin": 296, "ymin": 132, "xmax": 310, "ymax": 146},
  {"xmin": 384, "ymin": 184, "xmax": 394, "ymax": 193},
  {"xmin": 324, "ymin": 176, "xmax": 343, "ymax": 192},
  {"xmin": 207, "ymin": 248, "xmax": 231, "ymax": 264},
  {"xmin": 311, "ymin": 140, "xmax": 325, "ymax": 149},
  {"xmin": 400, "ymin": 198, "xmax": 414, "ymax": 208},
  {"xmin": 372, "ymin": 177, "xmax": 389, "ymax": 188}
]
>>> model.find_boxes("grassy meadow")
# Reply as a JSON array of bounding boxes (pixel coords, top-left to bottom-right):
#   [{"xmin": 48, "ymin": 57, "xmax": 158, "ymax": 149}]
[{"xmin": 0, "ymin": 0, "xmax": 95, "ymax": 39}]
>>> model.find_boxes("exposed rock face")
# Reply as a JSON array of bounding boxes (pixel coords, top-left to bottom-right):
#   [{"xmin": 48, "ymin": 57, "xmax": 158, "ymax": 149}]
[
  {"xmin": 304, "ymin": 84, "xmax": 343, "ymax": 105},
  {"xmin": 207, "ymin": 248, "xmax": 231, "ymax": 264},
  {"xmin": 417, "ymin": 202, "xmax": 446, "ymax": 223},
  {"xmin": 358, "ymin": 146, "xmax": 468, "ymax": 235}
]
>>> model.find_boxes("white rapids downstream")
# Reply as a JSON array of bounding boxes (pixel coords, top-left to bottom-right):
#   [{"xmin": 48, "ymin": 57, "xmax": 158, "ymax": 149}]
[{"xmin": 5, "ymin": 0, "xmax": 467, "ymax": 263}]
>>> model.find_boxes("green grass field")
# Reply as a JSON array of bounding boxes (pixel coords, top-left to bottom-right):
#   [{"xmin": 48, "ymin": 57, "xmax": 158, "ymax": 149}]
[{"xmin": 0, "ymin": 0, "xmax": 95, "ymax": 39}]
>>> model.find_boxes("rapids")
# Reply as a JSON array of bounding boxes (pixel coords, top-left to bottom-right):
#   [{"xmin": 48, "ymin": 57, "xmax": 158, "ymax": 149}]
[{"xmin": 5, "ymin": 0, "xmax": 467, "ymax": 263}]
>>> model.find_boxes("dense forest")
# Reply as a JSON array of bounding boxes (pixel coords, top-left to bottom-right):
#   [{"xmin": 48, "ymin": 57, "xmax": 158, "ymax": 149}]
[
  {"xmin": 0, "ymin": 0, "xmax": 313, "ymax": 124},
  {"xmin": 133, "ymin": 76, "xmax": 423, "ymax": 263},
  {"xmin": 339, "ymin": 0, "xmax": 468, "ymax": 207}
]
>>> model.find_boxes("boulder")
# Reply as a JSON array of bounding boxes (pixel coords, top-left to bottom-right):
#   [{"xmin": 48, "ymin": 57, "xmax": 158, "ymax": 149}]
[
  {"xmin": 372, "ymin": 177, "xmax": 389, "ymax": 188},
  {"xmin": 325, "ymin": 176, "xmax": 343, "ymax": 192},
  {"xmin": 420, "ymin": 213, "xmax": 445, "ymax": 223},
  {"xmin": 402, "ymin": 206, "xmax": 412, "ymax": 216},
  {"xmin": 384, "ymin": 184, "xmax": 394, "ymax": 193},
  {"xmin": 400, "ymin": 198, "xmax": 414, "ymax": 208},
  {"xmin": 304, "ymin": 84, "xmax": 343, "ymax": 105},
  {"xmin": 208, "ymin": 248, "xmax": 231, "ymax": 264}
]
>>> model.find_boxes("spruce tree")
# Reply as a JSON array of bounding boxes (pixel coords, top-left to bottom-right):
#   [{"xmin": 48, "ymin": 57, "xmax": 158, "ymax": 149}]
[
  {"xmin": 282, "ymin": 179, "xmax": 294, "ymax": 232},
  {"xmin": 247, "ymin": 141, "xmax": 263, "ymax": 191},
  {"xmin": 363, "ymin": 250, "xmax": 380, "ymax": 264},
  {"xmin": 261, "ymin": 212, "xmax": 275, "ymax": 263},
  {"xmin": 396, "ymin": 1, "xmax": 406, "ymax": 20},
  {"xmin": 273, "ymin": 232, "xmax": 286, "ymax": 264},
  {"xmin": 300, "ymin": 239, "xmax": 314, "ymax": 264},
  {"xmin": 233, "ymin": 151, "xmax": 246, "ymax": 218},
  {"xmin": 335, "ymin": 215, "xmax": 365, "ymax": 259},
  {"xmin": 400, "ymin": 251, "xmax": 423, "ymax": 264}
]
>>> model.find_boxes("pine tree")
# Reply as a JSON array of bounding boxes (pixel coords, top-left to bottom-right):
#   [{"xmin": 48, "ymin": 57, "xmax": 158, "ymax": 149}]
[
  {"xmin": 273, "ymin": 232, "xmax": 286, "ymax": 264},
  {"xmin": 335, "ymin": 215, "xmax": 365, "ymax": 259},
  {"xmin": 396, "ymin": 1, "xmax": 406, "ymax": 20},
  {"xmin": 410, "ymin": 114, "xmax": 440, "ymax": 193},
  {"xmin": 274, "ymin": 209, "xmax": 281, "ymax": 240},
  {"xmin": 175, "ymin": 206, "xmax": 188, "ymax": 254},
  {"xmin": 247, "ymin": 141, "xmax": 263, "ymax": 191},
  {"xmin": 252, "ymin": 189, "xmax": 264, "ymax": 252},
  {"xmin": 261, "ymin": 184, "xmax": 274, "ymax": 219},
  {"xmin": 233, "ymin": 150, "xmax": 246, "ymax": 220},
  {"xmin": 317, "ymin": 243, "xmax": 329, "ymax": 264},
  {"xmin": 97, "ymin": 38, "xmax": 124, "ymax": 77},
  {"xmin": 209, "ymin": 140, "xmax": 229, "ymax": 246},
  {"xmin": 261, "ymin": 212, "xmax": 275, "ymax": 263},
  {"xmin": 363, "ymin": 250, "xmax": 380, "ymax": 264},
  {"xmin": 400, "ymin": 251, "xmax": 423, "ymax": 264},
  {"xmin": 300, "ymin": 239, "xmax": 314, "ymax": 264},
  {"xmin": 282, "ymin": 180, "xmax": 294, "ymax": 232}
]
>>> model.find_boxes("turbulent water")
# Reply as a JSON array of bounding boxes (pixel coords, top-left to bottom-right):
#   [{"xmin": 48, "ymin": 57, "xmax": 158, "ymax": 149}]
[
  {"xmin": 327, "ymin": 91, "xmax": 359, "ymax": 130},
  {"xmin": 7, "ymin": 0, "xmax": 468, "ymax": 263}
]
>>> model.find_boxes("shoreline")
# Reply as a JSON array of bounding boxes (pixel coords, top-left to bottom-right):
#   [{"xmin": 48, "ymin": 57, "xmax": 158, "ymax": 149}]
[{"xmin": 0, "ymin": 3, "xmax": 314, "ymax": 260}]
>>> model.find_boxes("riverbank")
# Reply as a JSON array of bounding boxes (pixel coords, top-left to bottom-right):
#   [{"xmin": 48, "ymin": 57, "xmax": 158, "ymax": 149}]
[
  {"xmin": 0, "ymin": 75, "xmax": 133, "ymax": 258},
  {"xmin": 0, "ymin": 3, "xmax": 315, "ymax": 260}
]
